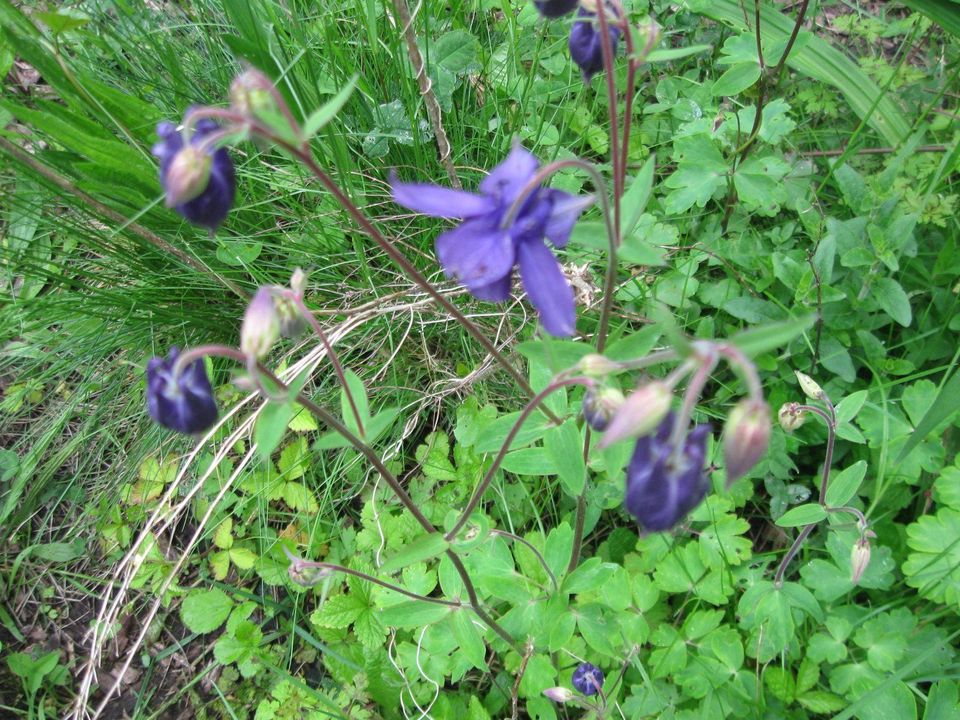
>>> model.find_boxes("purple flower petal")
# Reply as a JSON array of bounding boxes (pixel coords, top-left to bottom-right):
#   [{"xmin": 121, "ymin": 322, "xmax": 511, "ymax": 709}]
[
  {"xmin": 470, "ymin": 274, "xmax": 513, "ymax": 301},
  {"xmin": 517, "ymin": 239, "xmax": 575, "ymax": 337},
  {"xmin": 479, "ymin": 144, "xmax": 539, "ymax": 202},
  {"xmin": 436, "ymin": 218, "xmax": 515, "ymax": 289},
  {"xmin": 391, "ymin": 178, "xmax": 496, "ymax": 218},
  {"xmin": 544, "ymin": 190, "xmax": 594, "ymax": 248}
]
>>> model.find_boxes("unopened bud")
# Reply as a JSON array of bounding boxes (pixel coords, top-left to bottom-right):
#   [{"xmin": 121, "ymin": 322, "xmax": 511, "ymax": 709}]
[
  {"xmin": 543, "ymin": 687, "xmax": 576, "ymax": 703},
  {"xmin": 778, "ymin": 402, "xmax": 806, "ymax": 432},
  {"xmin": 850, "ymin": 537, "xmax": 871, "ymax": 583},
  {"xmin": 582, "ymin": 386, "xmax": 625, "ymax": 431},
  {"xmin": 240, "ymin": 287, "xmax": 281, "ymax": 359},
  {"xmin": 795, "ymin": 371, "xmax": 825, "ymax": 402},
  {"xmin": 164, "ymin": 146, "xmax": 211, "ymax": 206},
  {"xmin": 723, "ymin": 399, "xmax": 770, "ymax": 485},
  {"xmin": 230, "ymin": 69, "xmax": 277, "ymax": 120},
  {"xmin": 578, "ymin": 353, "xmax": 619, "ymax": 378},
  {"xmin": 290, "ymin": 267, "xmax": 308, "ymax": 297},
  {"xmin": 597, "ymin": 381, "xmax": 672, "ymax": 448}
]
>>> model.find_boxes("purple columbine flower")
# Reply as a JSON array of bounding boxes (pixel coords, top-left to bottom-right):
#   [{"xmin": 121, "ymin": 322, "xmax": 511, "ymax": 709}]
[
  {"xmin": 625, "ymin": 414, "xmax": 712, "ymax": 532},
  {"xmin": 152, "ymin": 116, "xmax": 235, "ymax": 231},
  {"xmin": 391, "ymin": 145, "xmax": 592, "ymax": 337},
  {"xmin": 533, "ymin": 0, "xmax": 579, "ymax": 18},
  {"xmin": 146, "ymin": 348, "xmax": 218, "ymax": 434},
  {"xmin": 569, "ymin": 8, "xmax": 621, "ymax": 82},
  {"xmin": 571, "ymin": 662, "xmax": 604, "ymax": 696}
]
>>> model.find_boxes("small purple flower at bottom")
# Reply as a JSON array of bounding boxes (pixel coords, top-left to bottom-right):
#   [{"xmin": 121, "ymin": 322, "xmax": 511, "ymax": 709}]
[
  {"xmin": 146, "ymin": 348, "xmax": 218, "ymax": 434},
  {"xmin": 625, "ymin": 414, "xmax": 712, "ymax": 532},
  {"xmin": 569, "ymin": 8, "xmax": 622, "ymax": 82},
  {"xmin": 572, "ymin": 662, "xmax": 604, "ymax": 696},
  {"xmin": 152, "ymin": 116, "xmax": 235, "ymax": 231},
  {"xmin": 533, "ymin": 0, "xmax": 579, "ymax": 18},
  {"xmin": 391, "ymin": 145, "xmax": 593, "ymax": 337}
]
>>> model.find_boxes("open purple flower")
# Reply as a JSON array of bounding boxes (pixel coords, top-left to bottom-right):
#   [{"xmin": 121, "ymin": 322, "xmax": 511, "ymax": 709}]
[
  {"xmin": 152, "ymin": 116, "xmax": 235, "ymax": 231},
  {"xmin": 391, "ymin": 145, "xmax": 592, "ymax": 336},
  {"xmin": 571, "ymin": 662, "xmax": 604, "ymax": 696},
  {"xmin": 146, "ymin": 348, "xmax": 218, "ymax": 434},
  {"xmin": 569, "ymin": 8, "xmax": 621, "ymax": 82},
  {"xmin": 533, "ymin": 0, "xmax": 579, "ymax": 18},
  {"xmin": 625, "ymin": 414, "xmax": 712, "ymax": 532}
]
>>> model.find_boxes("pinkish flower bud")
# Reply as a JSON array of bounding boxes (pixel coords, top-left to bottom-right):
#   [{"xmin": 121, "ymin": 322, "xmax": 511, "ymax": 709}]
[
  {"xmin": 230, "ymin": 68, "xmax": 277, "ymax": 120},
  {"xmin": 723, "ymin": 399, "xmax": 770, "ymax": 485},
  {"xmin": 543, "ymin": 687, "xmax": 576, "ymax": 703},
  {"xmin": 578, "ymin": 353, "xmax": 619, "ymax": 378},
  {"xmin": 597, "ymin": 381, "xmax": 672, "ymax": 448},
  {"xmin": 163, "ymin": 145, "xmax": 212, "ymax": 206},
  {"xmin": 582, "ymin": 386, "xmax": 625, "ymax": 431},
  {"xmin": 850, "ymin": 537, "xmax": 871, "ymax": 583},
  {"xmin": 795, "ymin": 371, "xmax": 825, "ymax": 402},
  {"xmin": 778, "ymin": 402, "xmax": 806, "ymax": 432},
  {"xmin": 290, "ymin": 267, "xmax": 308, "ymax": 297},
  {"xmin": 240, "ymin": 287, "xmax": 281, "ymax": 359}
]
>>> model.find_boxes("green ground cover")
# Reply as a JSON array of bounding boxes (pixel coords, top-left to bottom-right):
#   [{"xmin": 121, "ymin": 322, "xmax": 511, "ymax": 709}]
[{"xmin": 2, "ymin": 0, "xmax": 960, "ymax": 717}]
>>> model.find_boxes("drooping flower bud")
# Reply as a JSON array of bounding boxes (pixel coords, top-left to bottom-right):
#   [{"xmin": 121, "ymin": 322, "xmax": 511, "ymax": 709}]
[
  {"xmin": 569, "ymin": 8, "xmax": 621, "ymax": 83},
  {"xmin": 543, "ymin": 687, "xmax": 576, "ymax": 703},
  {"xmin": 778, "ymin": 402, "xmax": 806, "ymax": 432},
  {"xmin": 597, "ymin": 381, "xmax": 671, "ymax": 448},
  {"xmin": 625, "ymin": 414, "xmax": 712, "ymax": 532},
  {"xmin": 578, "ymin": 353, "xmax": 619, "ymax": 378},
  {"xmin": 274, "ymin": 268, "xmax": 308, "ymax": 339},
  {"xmin": 230, "ymin": 68, "xmax": 278, "ymax": 122},
  {"xmin": 533, "ymin": 0, "xmax": 580, "ymax": 18},
  {"xmin": 152, "ymin": 118, "xmax": 235, "ymax": 231},
  {"xmin": 795, "ymin": 371, "xmax": 825, "ymax": 402},
  {"xmin": 571, "ymin": 662, "xmax": 604, "ymax": 696},
  {"xmin": 290, "ymin": 267, "xmax": 308, "ymax": 297},
  {"xmin": 850, "ymin": 537, "xmax": 871, "ymax": 583},
  {"xmin": 163, "ymin": 145, "xmax": 212, "ymax": 207},
  {"xmin": 723, "ymin": 399, "xmax": 771, "ymax": 485},
  {"xmin": 146, "ymin": 348, "xmax": 218, "ymax": 434},
  {"xmin": 582, "ymin": 386, "xmax": 625, "ymax": 431},
  {"xmin": 240, "ymin": 288, "xmax": 281, "ymax": 359}
]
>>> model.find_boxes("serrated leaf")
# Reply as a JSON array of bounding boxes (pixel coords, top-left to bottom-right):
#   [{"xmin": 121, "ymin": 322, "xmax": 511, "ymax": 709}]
[
  {"xmin": 378, "ymin": 601, "xmax": 452, "ymax": 628},
  {"xmin": 764, "ymin": 666, "xmax": 795, "ymax": 703},
  {"xmin": 451, "ymin": 609, "xmax": 487, "ymax": 669},
  {"xmin": 903, "ymin": 509, "xmax": 960, "ymax": 608},
  {"xmin": 181, "ymin": 588, "xmax": 233, "ymax": 634},
  {"xmin": 281, "ymin": 481, "xmax": 319, "ymax": 513},
  {"xmin": 255, "ymin": 401, "xmax": 296, "ymax": 463},
  {"xmin": 210, "ymin": 550, "xmax": 231, "ymax": 581},
  {"xmin": 229, "ymin": 547, "xmax": 258, "ymax": 570},
  {"xmin": 278, "ymin": 437, "xmax": 309, "ymax": 480},
  {"xmin": 214, "ymin": 518, "xmax": 234, "ymax": 550},
  {"xmin": 311, "ymin": 593, "xmax": 366, "ymax": 629},
  {"xmin": 797, "ymin": 691, "xmax": 847, "ymax": 714},
  {"xmin": 872, "ymin": 277, "xmax": 912, "ymax": 326},
  {"xmin": 776, "ymin": 503, "xmax": 826, "ymax": 527},
  {"xmin": 287, "ymin": 407, "xmax": 319, "ymax": 432}
]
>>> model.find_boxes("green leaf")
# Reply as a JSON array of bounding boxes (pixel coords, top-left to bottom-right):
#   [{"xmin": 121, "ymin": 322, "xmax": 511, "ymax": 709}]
[
  {"xmin": 663, "ymin": 135, "xmax": 728, "ymax": 213},
  {"xmin": 544, "ymin": 419, "xmax": 585, "ymax": 496},
  {"xmin": 872, "ymin": 277, "xmax": 912, "ymax": 326},
  {"xmin": 255, "ymin": 401, "xmax": 296, "ymax": 463},
  {"xmin": 896, "ymin": 368, "xmax": 960, "ymax": 463},
  {"xmin": 710, "ymin": 61, "xmax": 761, "ymax": 96},
  {"xmin": 797, "ymin": 691, "xmax": 848, "ymax": 714},
  {"xmin": 380, "ymin": 533, "xmax": 451, "ymax": 574},
  {"xmin": 450, "ymin": 608, "xmax": 487, "ymax": 669},
  {"xmin": 287, "ymin": 407, "xmax": 319, "ymax": 432},
  {"xmin": 764, "ymin": 666, "xmax": 796, "ymax": 703},
  {"xmin": 340, "ymin": 369, "xmax": 371, "ymax": 437},
  {"xmin": 644, "ymin": 44, "xmax": 712, "ymax": 62},
  {"xmin": 433, "ymin": 30, "xmax": 480, "ymax": 74},
  {"xmin": 604, "ymin": 325, "xmax": 662, "ymax": 362},
  {"xmin": 903, "ymin": 508, "xmax": 960, "ymax": 608},
  {"xmin": 620, "ymin": 155, "xmax": 656, "ymax": 237},
  {"xmin": 923, "ymin": 680, "xmax": 960, "ymax": 720},
  {"xmin": 302, "ymin": 75, "xmax": 357, "ymax": 138},
  {"xmin": 378, "ymin": 601, "xmax": 452, "ymax": 628},
  {"xmin": 28, "ymin": 541, "xmax": 85, "ymax": 563},
  {"xmin": 35, "ymin": 10, "xmax": 89, "ymax": 34},
  {"xmin": 229, "ymin": 547, "xmax": 258, "ymax": 570},
  {"xmin": 311, "ymin": 593, "xmax": 366, "ymax": 629},
  {"xmin": 776, "ymin": 503, "xmax": 826, "ymax": 527},
  {"xmin": 825, "ymin": 460, "xmax": 867, "ymax": 507},
  {"xmin": 281, "ymin": 481, "xmax": 319, "ymax": 513},
  {"xmin": 728, "ymin": 314, "xmax": 814, "ymax": 358},
  {"xmin": 181, "ymin": 588, "xmax": 233, "ymax": 634}
]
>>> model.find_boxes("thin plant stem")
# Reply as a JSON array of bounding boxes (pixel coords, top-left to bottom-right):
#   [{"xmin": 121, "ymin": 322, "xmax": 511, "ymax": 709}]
[
  {"xmin": 770, "ymin": 0, "xmax": 810, "ymax": 79},
  {"xmin": 668, "ymin": 349, "xmax": 719, "ymax": 453},
  {"xmin": 773, "ymin": 398, "xmax": 837, "ymax": 585},
  {"xmin": 490, "ymin": 529, "xmax": 559, "ymax": 594},
  {"xmin": 595, "ymin": 1, "xmax": 622, "ymax": 237},
  {"xmin": 446, "ymin": 377, "xmax": 592, "ymax": 540},
  {"xmin": 285, "ymin": 291, "xmax": 365, "ymax": 437},
  {"xmin": 286, "ymin": 555, "xmax": 462, "ymax": 607},
  {"xmin": 567, "ymin": 424, "xmax": 592, "ymax": 574}
]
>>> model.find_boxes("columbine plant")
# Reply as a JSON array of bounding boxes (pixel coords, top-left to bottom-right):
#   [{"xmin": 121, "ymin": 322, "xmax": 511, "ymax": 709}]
[{"xmin": 129, "ymin": 0, "xmax": 796, "ymax": 712}]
